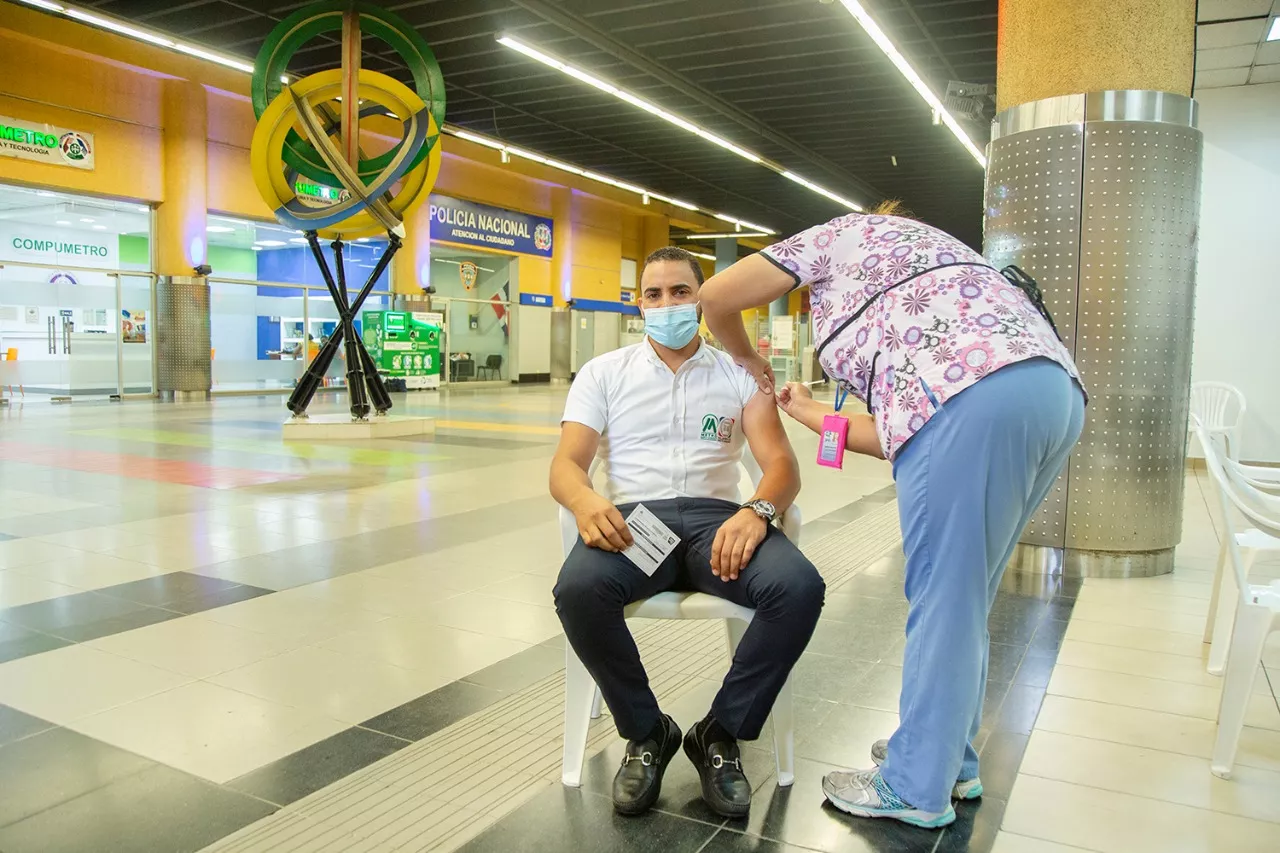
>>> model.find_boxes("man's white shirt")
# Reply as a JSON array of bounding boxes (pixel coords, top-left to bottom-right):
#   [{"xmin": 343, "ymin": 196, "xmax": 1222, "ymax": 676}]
[{"xmin": 561, "ymin": 340, "xmax": 760, "ymax": 506}]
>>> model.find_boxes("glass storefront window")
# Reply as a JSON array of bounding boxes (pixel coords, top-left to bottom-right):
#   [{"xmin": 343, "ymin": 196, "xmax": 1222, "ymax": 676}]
[
  {"xmin": 206, "ymin": 215, "xmax": 391, "ymax": 392},
  {"xmin": 0, "ymin": 183, "xmax": 153, "ymax": 400}
]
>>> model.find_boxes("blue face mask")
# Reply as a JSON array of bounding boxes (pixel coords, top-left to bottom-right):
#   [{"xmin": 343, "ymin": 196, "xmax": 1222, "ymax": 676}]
[{"xmin": 643, "ymin": 303, "xmax": 701, "ymax": 349}]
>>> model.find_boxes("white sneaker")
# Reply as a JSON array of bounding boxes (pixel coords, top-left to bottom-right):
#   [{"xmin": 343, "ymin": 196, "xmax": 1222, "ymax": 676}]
[
  {"xmin": 870, "ymin": 739, "xmax": 984, "ymax": 801},
  {"xmin": 822, "ymin": 768, "xmax": 956, "ymax": 829}
]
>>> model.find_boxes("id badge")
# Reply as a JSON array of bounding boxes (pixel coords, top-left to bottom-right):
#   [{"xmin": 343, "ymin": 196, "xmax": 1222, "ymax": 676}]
[{"xmin": 817, "ymin": 414, "xmax": 849, "ymax": 469}]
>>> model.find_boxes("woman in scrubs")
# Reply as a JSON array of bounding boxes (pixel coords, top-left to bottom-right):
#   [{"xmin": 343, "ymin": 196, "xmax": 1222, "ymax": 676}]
[{"xmin": 698, "ymin": 202, "xmax": 1086, "ymax": 829}]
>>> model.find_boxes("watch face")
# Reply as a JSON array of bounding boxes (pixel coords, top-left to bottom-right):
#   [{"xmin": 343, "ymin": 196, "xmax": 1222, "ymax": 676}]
[{"xmin": 753, "ymin": 500, "xmax": 776, "ymax": 518}]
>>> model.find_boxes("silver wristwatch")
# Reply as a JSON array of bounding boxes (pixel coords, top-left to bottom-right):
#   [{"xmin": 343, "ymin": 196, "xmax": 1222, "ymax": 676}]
[{"xmin": 741, "ymin": 499, "xmax": 777, "ymax": 524}]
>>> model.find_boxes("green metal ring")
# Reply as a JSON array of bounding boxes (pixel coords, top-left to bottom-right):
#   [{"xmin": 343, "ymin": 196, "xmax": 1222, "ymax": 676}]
[{"xmin": 251, "ymin": 0, "xmax": 445, "ymax": 186}]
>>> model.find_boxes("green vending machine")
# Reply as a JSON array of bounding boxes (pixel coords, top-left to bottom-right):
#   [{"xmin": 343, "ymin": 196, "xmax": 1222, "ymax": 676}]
[{"xmin": 363, "ymin": 311, "xmax": 442, "ymax": 390}]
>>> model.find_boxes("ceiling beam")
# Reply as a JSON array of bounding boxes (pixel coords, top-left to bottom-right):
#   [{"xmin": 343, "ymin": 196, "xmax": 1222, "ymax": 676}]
[{"xmin": 507, "ymin": 0, "xmax": 887, "ymax": 204}]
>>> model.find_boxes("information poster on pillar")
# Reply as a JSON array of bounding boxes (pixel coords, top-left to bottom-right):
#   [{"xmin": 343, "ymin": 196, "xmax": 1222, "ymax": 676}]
[
  {"xmin": 428, "ymin": 194, "xmax": 553, "ymax": 258},
  {"xmin": 0, "ymin": 115, "xmax": 94, "ymax": 170}
]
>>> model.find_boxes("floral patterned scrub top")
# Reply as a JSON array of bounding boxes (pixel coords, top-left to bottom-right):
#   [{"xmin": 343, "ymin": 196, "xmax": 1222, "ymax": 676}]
[{"xmin": 761, "ymin": 213, "xmax": 1083, "ymax": 461}]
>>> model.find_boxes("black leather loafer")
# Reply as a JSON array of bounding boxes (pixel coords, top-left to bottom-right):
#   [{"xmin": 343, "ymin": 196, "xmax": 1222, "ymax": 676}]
[
  {"xmin": 683, "ymin": 718, "xmax": 751, "ymax": 818},
  {"xmin": 613, "ymin": 714, "xmax": 682, "ymax": 816}
]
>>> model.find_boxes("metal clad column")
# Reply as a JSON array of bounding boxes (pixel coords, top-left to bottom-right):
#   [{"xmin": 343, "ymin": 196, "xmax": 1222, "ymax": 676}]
[
  {"xmin": 985, "ymin": 91, "xmax": 1202, "ymax": 577},
  {"xmin": 156, "ymin": 275, "xmax": 211, "ymax": 401}
]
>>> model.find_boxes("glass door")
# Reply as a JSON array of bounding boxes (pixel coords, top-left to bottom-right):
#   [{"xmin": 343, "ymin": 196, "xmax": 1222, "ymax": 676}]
[{"xmin": 0, "ymin": 263, "xmax": 121, "ymax": 400}]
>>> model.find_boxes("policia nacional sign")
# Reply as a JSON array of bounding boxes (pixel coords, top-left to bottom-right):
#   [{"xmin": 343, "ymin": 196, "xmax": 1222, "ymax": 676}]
[{"xmin": 0, "ymin": 115, "xmax": 94, "ymax": 170}]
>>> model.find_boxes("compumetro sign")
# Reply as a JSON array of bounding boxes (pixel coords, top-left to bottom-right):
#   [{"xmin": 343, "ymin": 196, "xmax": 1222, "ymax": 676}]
[{"xmin": 0, "ymin": 115, "xmax": 94, "ymax": 170}]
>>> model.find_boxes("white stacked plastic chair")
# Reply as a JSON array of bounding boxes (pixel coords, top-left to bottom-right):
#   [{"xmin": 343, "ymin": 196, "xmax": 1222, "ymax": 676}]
[
  {"xmin": 1192, "ymin": 419, "xmax": 1280, "ymax": 778},
  {"xmin": 559, "ymin": 453, "xmax": 801, "ymax": 788},
  {"xmin": 1190, "ymin": 381, "xmax": 1246, "ymax": 461},
  {"xmin": 1196, "ymin": 437, "xmax": 1280, "ymax": 675}
]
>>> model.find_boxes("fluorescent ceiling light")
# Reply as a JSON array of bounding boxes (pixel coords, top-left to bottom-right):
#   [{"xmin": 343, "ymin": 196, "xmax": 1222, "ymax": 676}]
[
  {"xmin": 136, "ymin": 206, "xmax": 148, "ymax": 213},
  {"xmin": 64, "ymin": 8, "xmax": 173, "ymax": 47},
  {"xmin": 684, "ymin": 231, "xmax": 772, "ymax": 240},
  {"xmin": 289, "ymin": 238, "xmax": 309, "ymax": 244},
  {"xmin": 205, "ymin": 225, "xmax": 235, "ymax": 233},
  {"xmin": 36, "ymin": 191, "xmax": 57, "ymax": 197},
  {"xmin": 251, "ymin": 245, "xmax": 263, "ymax": 251},
  {"xmin": 254, "ymin": 240, "xmax": 286, "ymax": 247},
  {"xmin": 91, "ymin": 224, "xmax": 106, "ymax": 230},
  {"xmin": 14, "ymin": 1, "xmax": 65, "ymax": 12},
  {"xmin": 79, "ymin": 217, "xmax": 94, "ymax": 223},
  {"xmin": 836, "ymin": 1, "xmax": 986, "ymax": 167},
  {"xmin": 498, "ymin": 33, "xmax": 863, "ymax": 212},
  {"xmin": 684, "ymin": 250, "xmax": 717, "ymax": 262},
  {"xmin": 444, "ymin": 124, "xmax": 764, "ymax": 230},
  {"xmin": 781, "ymin": 171, "xmax": 864, "ymax": 211},
  {"xmin": 1269, "ymin": 17, "xmax": 1280, "ymax": 41},
  {"xmin": 55, "ymin": 219, "xmax": 71, "ymax": 225},
  {"xmin": 172, "ymin": 42, "xmax": 254, "ymax": 73}
]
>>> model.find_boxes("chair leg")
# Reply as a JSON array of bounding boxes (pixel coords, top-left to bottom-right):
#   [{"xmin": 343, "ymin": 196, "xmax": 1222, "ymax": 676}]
[
  {"xmin": 1205, "ymin": 539, "xmax": 1227, "ymax": 644},
  {"xmin": 1209, "ymin": 549, "xmax": 1256, "ymax": 676},
  {"xmin": 770, "ymin": 675, "xmax": 796, "ymax": 787},
  {"xmin": 562, "ymin": 644, "xmax": 596, "ymax": 787},
  {"xmin": 1211, "ymin": 604, "xmax": 1273, "ymax": 778},
  {"xmin": 724, "ymin": 618, "xmax": 748, "ymax": 655}
]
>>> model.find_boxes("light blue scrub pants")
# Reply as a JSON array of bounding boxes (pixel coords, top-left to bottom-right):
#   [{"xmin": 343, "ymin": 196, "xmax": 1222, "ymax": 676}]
[{"xmin": 879, "ymin": 358, "xmax": 1085, "ymax": 814}]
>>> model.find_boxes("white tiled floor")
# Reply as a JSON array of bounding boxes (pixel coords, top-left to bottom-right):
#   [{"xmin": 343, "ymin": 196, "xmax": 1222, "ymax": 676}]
[{"xmin": 994, "ymin": 470, "xmax": 1280, "ymax": 852}]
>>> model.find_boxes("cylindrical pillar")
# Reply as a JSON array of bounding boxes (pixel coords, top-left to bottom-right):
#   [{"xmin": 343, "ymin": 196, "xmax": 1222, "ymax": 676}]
[
  {"xmin": 156, "ymin": 79, "xmax": 208, "ymax": 276},
  {"xmin": 156, "ymin": 275, "xmax": 211, "ymax": 401},
  {"xmin": 155, "ymin": 78, "xmax": 210, "ymax": 400},
  {"xmin": 551, "ymin": 187, "xmax": 574, "ymax": 306},
  {"xmin": 641, "ymin": 213, "xmax": 668, "ymax": 260},
  {"xmin": 989, "ymin": 1, "xmax": 1200, "ymax": 578},
  {"xmin": 714, "ymin": 237, "xmax": 736, "ymax": 275},
  {"xmin": 393, "ymin": 201, "xmax": 430, "ymax": 296}
]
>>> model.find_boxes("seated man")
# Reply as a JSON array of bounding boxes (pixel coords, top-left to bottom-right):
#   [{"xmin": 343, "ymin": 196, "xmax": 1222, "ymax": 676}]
[{"xmin": 549, "ymin": 247, "xmax": 825, "ymax": 818}]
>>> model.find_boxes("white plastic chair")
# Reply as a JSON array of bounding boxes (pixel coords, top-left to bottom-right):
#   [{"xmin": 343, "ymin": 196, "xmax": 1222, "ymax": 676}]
[
  {"xmin": 559, "ymin": 453, "xmax": 801, "ymax": 789},
  {"xmin": 1192, "ymin": 419, "xmax": 1280, "ymax": 778},
  {"xmin": 1197, "ymin": 431, "xmax": 1280, "ymax": 671},
  {"xmin": 1190, "ymin": 381, "xmax": 1247, "ymax": 461}
]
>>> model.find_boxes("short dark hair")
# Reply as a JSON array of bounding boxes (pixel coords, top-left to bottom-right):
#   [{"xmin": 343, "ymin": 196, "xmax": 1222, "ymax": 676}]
[{"xmin": 642, "ymin": 246, "xmax": 704, "ymax": 285}]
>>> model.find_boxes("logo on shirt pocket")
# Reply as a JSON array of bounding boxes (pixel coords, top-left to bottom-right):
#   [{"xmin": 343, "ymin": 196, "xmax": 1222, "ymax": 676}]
[{"xmin": 701, "ymin": 414, "xmax": 735, "ymax": 443}]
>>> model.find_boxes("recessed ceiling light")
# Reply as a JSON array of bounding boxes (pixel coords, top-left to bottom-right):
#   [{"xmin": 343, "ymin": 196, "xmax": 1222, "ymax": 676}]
[
  {"xmin": 254, "ymin": 240, "xmax": 286, "ymax": 247},
  {"xmin": 80, "ymin": 217, "xmax": 95, "ymax": 223},
  {"xmin": 206, "ymin": 225, "xmax": 235, "ymax": 233}
]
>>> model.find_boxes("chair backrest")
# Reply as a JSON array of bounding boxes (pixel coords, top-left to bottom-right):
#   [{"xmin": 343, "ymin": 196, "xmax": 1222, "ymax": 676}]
[
  {"xmin": 1193, "ymin": 417, "xmax": 1280, "ymax": 603},
  {"xmin": 486, "ymin": 354, "xmax": 503, "ymax": 369},
  {"xmin": 1191, "ymin": 381, "xmax": 1246, "ymax": 433},
  {"xmin": 558, "ymin": 455, "xmax": 802, "ymax": 557}
]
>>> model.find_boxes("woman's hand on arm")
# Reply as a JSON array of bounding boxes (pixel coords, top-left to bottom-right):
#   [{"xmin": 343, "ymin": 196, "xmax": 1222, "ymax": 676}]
[{"xmin": 699, "ymin": 254, "xmax": 801, "ymax": 395}]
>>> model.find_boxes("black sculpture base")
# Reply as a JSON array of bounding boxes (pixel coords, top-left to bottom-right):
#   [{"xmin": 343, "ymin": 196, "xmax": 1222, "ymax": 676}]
[{"xmin": 286, "ymin": 230, "xmax": 401, "ymax": 421}]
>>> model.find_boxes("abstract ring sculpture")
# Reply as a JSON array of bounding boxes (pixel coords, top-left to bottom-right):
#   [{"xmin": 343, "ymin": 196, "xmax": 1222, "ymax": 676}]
[{"xmin": 249, "ymin": 0, "xmax": 444, "ymax": 420}]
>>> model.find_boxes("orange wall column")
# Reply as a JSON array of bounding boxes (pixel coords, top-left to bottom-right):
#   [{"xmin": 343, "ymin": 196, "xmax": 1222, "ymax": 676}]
[
  {"xmin": 393, "ymin": 201, "xmax": 431, "ymax": 295},
  {"xmin": 551, "ymin": 187, "xmax": 573, "ymax": 306},
  {"xmin": 156, "ymin": 79, "xmax": 208, "ymax": 275}
]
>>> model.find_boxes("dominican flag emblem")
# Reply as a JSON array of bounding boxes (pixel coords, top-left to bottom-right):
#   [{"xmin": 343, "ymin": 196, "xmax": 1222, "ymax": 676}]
[{"xmin": 491, "ymin": 282, "xmax": 510, "ymax": 337}]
